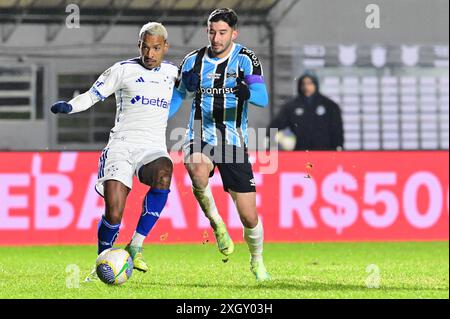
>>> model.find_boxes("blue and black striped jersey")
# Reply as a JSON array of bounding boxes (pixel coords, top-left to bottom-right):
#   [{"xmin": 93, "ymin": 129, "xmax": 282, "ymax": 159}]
[{"xmin": 175, "ymin": 43, "xmax": 267, "ymax": 147}]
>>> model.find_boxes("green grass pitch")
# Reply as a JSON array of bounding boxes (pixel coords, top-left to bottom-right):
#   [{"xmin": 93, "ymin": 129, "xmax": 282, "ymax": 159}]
[{"xmin": 0, "ymin": 242, "xmax": 448, "ymax": 299}]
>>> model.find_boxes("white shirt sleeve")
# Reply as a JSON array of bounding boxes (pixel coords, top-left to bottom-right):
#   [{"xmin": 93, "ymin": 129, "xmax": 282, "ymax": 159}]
[
  {"xmin": 88, "ymin": 63, "xmax": 124, "ymax": 101},
  {"xmin": 67, "ymin": 63, "xmax": 124, "ymax": 114},
  {"xmin": 68, "ymin": 90, "xmax": 99, "ymax": 114}
]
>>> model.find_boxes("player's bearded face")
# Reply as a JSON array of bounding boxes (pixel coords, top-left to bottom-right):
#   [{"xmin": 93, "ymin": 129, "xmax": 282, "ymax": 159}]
[
  {"xmin": 207, "ymin": 21, "xmax": 237, "ymax": 56},
  {"xmin": 138, "ymin": 34, "xmax": 168, "ymax": 69}
]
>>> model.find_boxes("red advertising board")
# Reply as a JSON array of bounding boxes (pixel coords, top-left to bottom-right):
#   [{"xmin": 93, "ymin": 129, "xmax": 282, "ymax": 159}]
[{"xmin": 0, "ymin": 151, "xmax": 448, "ymax": 245}]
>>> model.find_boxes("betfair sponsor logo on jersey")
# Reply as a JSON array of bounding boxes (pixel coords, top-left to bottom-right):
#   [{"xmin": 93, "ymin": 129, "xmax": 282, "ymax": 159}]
[{"xmin": 131, "ymin": 95, "xmax": 169, "ymax": 109}]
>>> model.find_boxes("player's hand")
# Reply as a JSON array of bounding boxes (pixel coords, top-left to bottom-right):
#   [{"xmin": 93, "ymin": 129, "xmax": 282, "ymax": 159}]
[
  {"xmin": 182, "ymin": 70, "xmax": 200, "ymax": 92},
  {"xmin": 51, "ymin": 101, "xmax": 72, "ymax": 114},
  {"xmin": 232, "ymin": 78, "xmax": 251, "ymax": 101}
]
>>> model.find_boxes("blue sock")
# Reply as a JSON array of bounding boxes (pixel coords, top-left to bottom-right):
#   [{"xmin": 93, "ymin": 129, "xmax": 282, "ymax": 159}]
[
  {"xmin": 136, "ymin": 188, "xmax": 170, "ymax": 237},
  {"xmin": 97, "ymin": 215, "xmax": 120, "ymax": 255}
]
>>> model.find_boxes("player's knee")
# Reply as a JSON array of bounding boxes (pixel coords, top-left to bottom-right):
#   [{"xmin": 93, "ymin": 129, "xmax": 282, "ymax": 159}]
[
  {"xmin": 152, "ymin": 160, "xmax": 173, "ymax": 189},
  {"xmin": 241, "ymin": 215, "xmax": 258, "ymax": 229},
  {"xmin": 186, "ymin": 163, "xmax": 206, "ymax": 178},
  {"xmin": 186, "ymin": 164, "xmax": 209, "ymax": 188},
  {"xmin": 152, "ymin": 172, "xmax": 172, "ymax": 189},
  {"xmin": 104, "ymin": 207, "xmax": 123, "ymax": 225}
]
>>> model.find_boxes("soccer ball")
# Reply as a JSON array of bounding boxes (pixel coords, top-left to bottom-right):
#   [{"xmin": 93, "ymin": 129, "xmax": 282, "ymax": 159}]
[
  {"xmin": 96, "ymin": 248, "xmax": 134, "ymax": 285},
  {"xmin": 275, "ymin": 128, "xmax": 297, "ymax": 151}
]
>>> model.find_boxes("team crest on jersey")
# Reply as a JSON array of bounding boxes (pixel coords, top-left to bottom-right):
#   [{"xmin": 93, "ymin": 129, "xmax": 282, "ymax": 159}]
[
  {"xmin": 207, "ymin": 73, "xmax": 222, "ymax": 80},
  {"xmin": 102, "ymin": 68, "xmax": 111, "ymax": 77},
  {"xmin": 226, "ymin": 70, "xmax": 237, "ymax": 79}
]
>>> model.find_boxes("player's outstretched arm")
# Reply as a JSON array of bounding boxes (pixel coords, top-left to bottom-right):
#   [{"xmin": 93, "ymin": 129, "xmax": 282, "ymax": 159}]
[
  {"xmin": 168, "ymin": 87, "xmax": 186, "ymax": 119},
  {"xmin": 51, "ymin": 90, "xmax": 100, "ymax": 115},
  {"xmin": 51, "ymin": 63, "xmax": 123, "ymax": 115}
]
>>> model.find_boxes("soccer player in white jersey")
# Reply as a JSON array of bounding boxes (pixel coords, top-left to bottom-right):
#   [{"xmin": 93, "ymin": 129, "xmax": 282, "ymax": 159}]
[{"xmin": 50, "ymin": 22, "xmax": 178, "ymax": 281}]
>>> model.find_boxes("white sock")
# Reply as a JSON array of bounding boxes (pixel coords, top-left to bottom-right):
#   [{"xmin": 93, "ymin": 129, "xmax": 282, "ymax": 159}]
[
  {"xmin": 244, "ymin": 218, "xmax": 264, "ymax": 263},
  {"xmin": 130, "ymin": 232, "xmax": 146, "ymax": 247},
  {"xmin": 192, "ymin": 183, "xmax": 223, "ymax": 227}
]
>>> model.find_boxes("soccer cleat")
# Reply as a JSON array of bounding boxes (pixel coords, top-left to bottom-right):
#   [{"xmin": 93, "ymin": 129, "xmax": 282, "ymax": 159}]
[
  {"xmin": 250, "ymin": 260, "xmax": 271, "ymax": 282},
  {"xmin": 212, "ymin": 222, "xmax": 235, "ymax": 257},
  {"xmin": 125, "ymin": 244, "xmax": 149, "ymax": 273},
  {"xmin": 84, "ymin": 265, "xmax": 99, "ymax": 283}
]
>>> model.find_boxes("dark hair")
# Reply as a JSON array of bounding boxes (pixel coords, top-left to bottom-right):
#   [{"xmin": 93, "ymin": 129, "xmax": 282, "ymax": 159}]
[
  {"xmin": 297, "ymin": 70, "xmax": 320, "ymax": 95},
  {"xmin": 208, "ymin": 8, "xmax": 238, "ymax": 28}
]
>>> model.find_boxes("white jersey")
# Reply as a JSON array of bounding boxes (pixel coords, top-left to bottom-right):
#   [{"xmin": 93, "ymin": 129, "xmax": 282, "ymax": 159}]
[{"xmin": 89, "ymin": 57, "xmax": 178, "ymax": 148}]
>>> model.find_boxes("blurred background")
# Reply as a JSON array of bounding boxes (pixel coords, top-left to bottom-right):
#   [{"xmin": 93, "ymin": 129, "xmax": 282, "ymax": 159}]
[
  {"xmin": 0, "ymin": 0, "xmax": 448, "ymax": 246},
  {"xmin": 0, "ymin": 0, "xmax": 448, "ymax": 151},
  {"xmin": 0, "ymin": 1, "xmax": 448, "ymax": 299}
]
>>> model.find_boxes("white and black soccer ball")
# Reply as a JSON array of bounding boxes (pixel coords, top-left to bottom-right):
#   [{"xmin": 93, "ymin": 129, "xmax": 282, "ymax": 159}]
[
  {"xmin": 96, "ymin": 248, "xmax": 133, "ymax": 285},
  {"xmin": 275, "ymin": 128, "xmax": 297, "ymax": 151}
]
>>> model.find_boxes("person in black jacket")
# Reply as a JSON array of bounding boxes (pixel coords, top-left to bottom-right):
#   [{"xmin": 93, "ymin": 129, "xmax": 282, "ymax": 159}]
[{"xmin": 268, "ymin": 70, "xmax": 344, "ymax": 151}]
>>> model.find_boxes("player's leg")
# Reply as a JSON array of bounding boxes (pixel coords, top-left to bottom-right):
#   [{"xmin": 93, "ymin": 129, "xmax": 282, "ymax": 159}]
[
  {"xmin": 229, "ymin": 190, "xmax": 270, "ymax": 281},
  {"xmin": 217, "ymin": 151, "xmax": 270, "ymax": 281},
  {"xmin": 86, "ymin": 145, "xmax": 135, "ymax": 282},
  {"xmin": 185, "ymin": 151, "xmax": 234, "ymax": 256},
  {"xmin": 86, "ymin": 180, "xmax": 130, "ymax": 282},
  {"xmin": 99, "ymin": 180, "xmax": 130, "ymax": 253},
  {"xmin": 185, "ymin": 153, "xmax": 217, "ymax": 224},
  {"xmin": 126, "ymin": 157, "xmax": 172, "ymax": 272}
]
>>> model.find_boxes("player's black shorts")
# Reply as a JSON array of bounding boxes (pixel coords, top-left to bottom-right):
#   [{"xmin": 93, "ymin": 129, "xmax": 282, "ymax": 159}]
[{"xmin": 183, "ymin": 139, "xmax": 256, "ymax": 193}]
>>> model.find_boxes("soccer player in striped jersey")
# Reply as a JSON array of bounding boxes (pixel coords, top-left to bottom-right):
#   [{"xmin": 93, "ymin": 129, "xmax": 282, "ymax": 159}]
[
  {"xmin": 170, "ymin": 8, "xmax": 270, "ymax": 281},
  {"xmin": 51, "ymin": 22, "xmax": 179, "ymax": 281}
]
